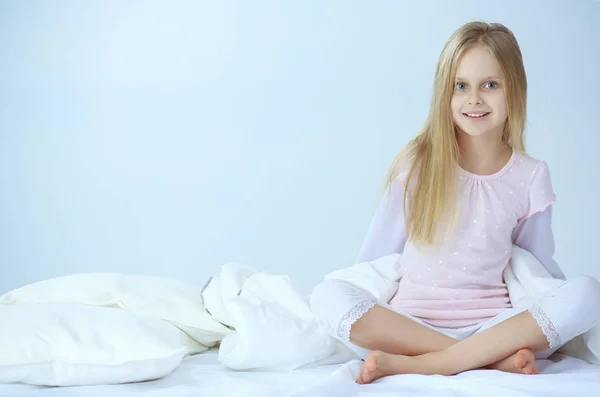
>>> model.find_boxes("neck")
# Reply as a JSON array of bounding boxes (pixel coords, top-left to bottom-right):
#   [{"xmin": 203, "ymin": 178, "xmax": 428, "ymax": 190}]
[{"xmin": 458, "ymin": 130, "xmax": 511, "ymax": 175}]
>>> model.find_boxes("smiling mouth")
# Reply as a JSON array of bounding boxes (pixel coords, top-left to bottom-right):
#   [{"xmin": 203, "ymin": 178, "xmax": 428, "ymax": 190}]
[{"xmin": 463, "ymin": 112, "xmax": 491, "ymax": 119}]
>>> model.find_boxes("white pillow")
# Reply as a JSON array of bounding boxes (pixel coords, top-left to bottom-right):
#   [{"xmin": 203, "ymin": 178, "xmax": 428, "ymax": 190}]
[
  {"xmin": 0, "ymin": 273, "xmax": 231, "ymax": 347},
  {"xmin": 0, "ymin": 303, "xmax": 206, "ymax": 386}
]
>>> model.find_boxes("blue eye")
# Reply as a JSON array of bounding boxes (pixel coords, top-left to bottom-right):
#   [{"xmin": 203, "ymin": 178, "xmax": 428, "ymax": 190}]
[
  {"xmin": 485, "ymin": 81, "xmax": 498, "ymax": 89},
  {"xmin": 456, "ymin": 82, "xmax": 467, "ymax": 90}
]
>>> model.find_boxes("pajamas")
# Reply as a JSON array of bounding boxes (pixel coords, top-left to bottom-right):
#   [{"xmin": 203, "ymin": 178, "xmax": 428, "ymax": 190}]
[
  {"xmin": 353, "ymin": 152, "xmax": 571, "ymax": 328},
  {"xmin": 313, "ymin": 150, "xmax": 600, "ymax": 362},
  {"xmin": 310, "ymin": 276, "xmax": 600, "ymax": 361}
]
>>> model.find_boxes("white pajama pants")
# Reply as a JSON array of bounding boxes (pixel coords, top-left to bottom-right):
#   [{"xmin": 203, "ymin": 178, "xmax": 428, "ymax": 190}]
[{"xmin": 310, "ymin": 276, "xmax": 600, "ymax": 361}]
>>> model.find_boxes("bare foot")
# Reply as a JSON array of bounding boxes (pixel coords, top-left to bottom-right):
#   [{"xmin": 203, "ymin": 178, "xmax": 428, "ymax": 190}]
[
  {"xmin": 488, "ymin": 348, "xmax": 538, "ymax": 375},
  {"xmin": 356, "ymin": 351, "xmax": 413, "ymax": 384},
  {"xmin": 356, "ymin": 348, "xmax": 538, "ymax": 384}
]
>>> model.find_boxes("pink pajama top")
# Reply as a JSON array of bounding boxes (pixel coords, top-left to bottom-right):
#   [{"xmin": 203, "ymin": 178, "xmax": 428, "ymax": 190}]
[{"xmin": 355, "ymin": 150, "xmax": 563, "ymax": 328}]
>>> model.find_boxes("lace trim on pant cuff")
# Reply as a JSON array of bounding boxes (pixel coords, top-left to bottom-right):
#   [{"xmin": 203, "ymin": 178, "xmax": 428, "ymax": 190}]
[
  {"xmin": 528, "ymin": 303, "xmax": 561, "ymax": 350},
  {"xmin": 337, "ymin": 299, "xmax": 376, "ymax": 341}
]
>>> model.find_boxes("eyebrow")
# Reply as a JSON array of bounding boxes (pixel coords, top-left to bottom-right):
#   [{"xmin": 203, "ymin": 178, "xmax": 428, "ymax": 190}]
[{"xmin": 456, "ymin": 76, "xmax": 504, "ymax": 81}]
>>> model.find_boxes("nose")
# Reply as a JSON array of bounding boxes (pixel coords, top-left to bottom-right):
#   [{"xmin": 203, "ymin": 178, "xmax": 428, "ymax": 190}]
[{"xmin": 469, "ymin": 88, "xmax": 482, "ymax": 105}]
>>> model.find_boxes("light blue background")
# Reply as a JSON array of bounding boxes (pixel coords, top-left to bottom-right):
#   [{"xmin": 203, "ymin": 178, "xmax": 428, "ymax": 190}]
[{"xmin": 1, "ymin": 0, "xmax": 598, "ymax": 295}]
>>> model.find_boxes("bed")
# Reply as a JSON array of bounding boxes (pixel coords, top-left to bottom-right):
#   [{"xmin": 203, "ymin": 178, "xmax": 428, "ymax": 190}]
[
  {"xmin": 0, "ymin": 349, "xmax": 598, "ymax": 397},
  {"xmin": 1, "ymin": 254, "xmax": 599, "ymax": 396}
]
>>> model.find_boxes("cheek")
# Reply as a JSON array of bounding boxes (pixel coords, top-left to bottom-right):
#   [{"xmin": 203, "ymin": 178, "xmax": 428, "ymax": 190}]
[
  {"xmin": 492, "ymin": 99, "xmax": 508, "ymax": 120},
  {"xmin": 489, "ymin": 93, "xmax": 507, "ymax": 118},
  {"xmin": 451, "ymin": 96, "xmax": 462, "ymax": 117}
]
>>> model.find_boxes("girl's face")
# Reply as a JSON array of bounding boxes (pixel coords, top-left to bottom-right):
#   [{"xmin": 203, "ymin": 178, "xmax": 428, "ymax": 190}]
[{"xmin": 451, "ymin": 45, "xmax": 508, "ymax": 140}]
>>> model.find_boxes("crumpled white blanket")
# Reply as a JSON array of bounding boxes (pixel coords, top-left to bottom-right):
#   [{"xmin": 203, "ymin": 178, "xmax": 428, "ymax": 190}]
[
  {"xmin": 200, "ymin": 264, "xmax": 356, "ymax": 371},
  {"xmin": 201, "ymin": 245, "xmax": 600, "ymax": 370}
]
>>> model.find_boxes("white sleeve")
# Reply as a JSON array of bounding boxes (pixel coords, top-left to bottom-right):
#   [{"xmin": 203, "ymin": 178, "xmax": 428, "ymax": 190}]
[
  {"xmin": 355, "ymin": 176, "xmax": 408, "ymax": 264},
  {"xmin": 512, "ymin": 205, "xmax": 566, "ymax": 280}
]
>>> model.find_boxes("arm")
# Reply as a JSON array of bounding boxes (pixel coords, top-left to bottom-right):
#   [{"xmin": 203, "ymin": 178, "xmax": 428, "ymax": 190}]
[
  {"xmin": 317, "ymin": 177, "xmax": 407, "ymax": 313},
  {"xmin": 512, "ymin": 205, "xmax": 566, "ymax": 280},
  {"xmin": 355, "ymin": 177, "xmax": 408, "ymax": 264}
]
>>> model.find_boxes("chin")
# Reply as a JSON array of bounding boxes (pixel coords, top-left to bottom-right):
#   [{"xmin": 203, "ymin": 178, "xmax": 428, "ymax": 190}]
[
  {"xmin": 458, "ymin": 128, "xmax": 491, "ymax": 137},
  {"xmin": 455, "ymin": 122, "xmax": 504, "ymax": 139}
]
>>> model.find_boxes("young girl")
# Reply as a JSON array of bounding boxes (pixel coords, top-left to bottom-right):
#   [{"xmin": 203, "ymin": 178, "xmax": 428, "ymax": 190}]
[{"xmin": 310, "ymin": 21, "xmax": 600, "ymax": 384}]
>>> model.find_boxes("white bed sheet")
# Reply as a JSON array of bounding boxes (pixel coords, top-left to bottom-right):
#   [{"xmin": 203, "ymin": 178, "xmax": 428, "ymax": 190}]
[{"xmin": 0, "ymin": 350, "xmax": 599, "ymax": 397}]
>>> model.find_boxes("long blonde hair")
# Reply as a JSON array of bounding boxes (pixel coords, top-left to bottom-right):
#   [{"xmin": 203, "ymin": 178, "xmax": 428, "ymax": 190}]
[{"xmin": 386, "ymin": 21, "xmax": 528, "ymax": 246}]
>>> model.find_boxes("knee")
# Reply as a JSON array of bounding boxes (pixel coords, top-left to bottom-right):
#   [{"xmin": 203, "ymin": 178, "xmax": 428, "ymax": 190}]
[
  {"xmin": 564, "ymin": 275, "xmax": 600, "ymax": 315},
  {"xmin": 570, "ymin": 275, "xmax": 600, "ymax": 299},
  {"xmin": 309, "ymin": 279, "xmax": 360, "ymax": 319},
  {"xmin": 309, "ymin": 279, "xmax": 346, "ymax": 328},
  {"xmin": 309, "ymin": 279, "xmax": 376, "ymax": 336},
  {"xmin": 309, "ymin": 280, "xmax": 331, "ymax": 319}
]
